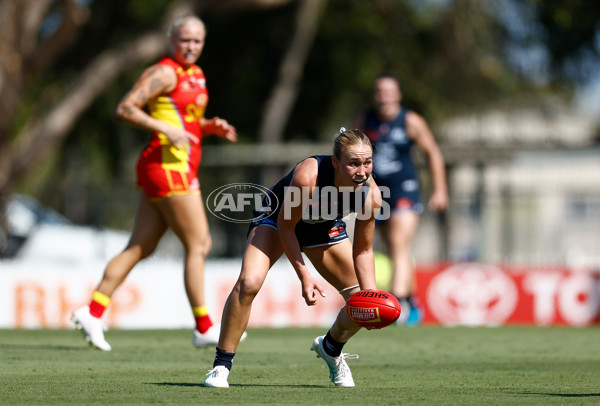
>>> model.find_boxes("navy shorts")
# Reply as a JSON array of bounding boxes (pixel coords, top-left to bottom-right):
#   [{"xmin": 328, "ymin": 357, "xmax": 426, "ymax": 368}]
[
  {"xmin": 376, "ymin": 176, "xmax": 423, "ymax": 224},
  {"xmin": 248, "ymin": 215, "xmax": 349, "ymax": 249}
]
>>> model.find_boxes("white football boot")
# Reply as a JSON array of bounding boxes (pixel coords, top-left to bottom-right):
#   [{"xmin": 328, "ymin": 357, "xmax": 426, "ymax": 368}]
[
  {"xmin": 71, "ymin": 306, "xmax": 112, "ymax": 351},
  {"xmin": 310, "ymin": 335, "xmax": 358, "ymax": 387},
  {"xmin": 204, "ymin": 366, "xmax": 230, "ymax": 388},
  {"xmin": 192, "ymin": 324, "xmax": 247, "ymax": 348}
]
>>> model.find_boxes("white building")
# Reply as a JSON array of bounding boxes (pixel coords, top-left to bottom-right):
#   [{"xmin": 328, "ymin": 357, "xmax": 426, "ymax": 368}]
[{"xmin": 414, "ymin": 106, "xmax": 600, "ymax": 268}]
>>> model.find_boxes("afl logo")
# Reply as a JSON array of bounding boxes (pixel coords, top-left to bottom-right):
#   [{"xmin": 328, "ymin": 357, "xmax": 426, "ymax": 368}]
[
  {"xmin": 427, "ymin": 263, "xmax": 518, "ymax": 326},
  {"xmin": 207, "ymin": 183, "xmax": 278, "ymax": 223}
]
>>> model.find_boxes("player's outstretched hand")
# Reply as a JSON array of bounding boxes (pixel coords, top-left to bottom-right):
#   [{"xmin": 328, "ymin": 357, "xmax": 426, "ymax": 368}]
[
  {"xmin": 205, "ymin": 117, "xmax": 238, "ymax": 143},
  {"xmin": 301, "ymin": 278, "xmax": 326, "ymax": 306}
]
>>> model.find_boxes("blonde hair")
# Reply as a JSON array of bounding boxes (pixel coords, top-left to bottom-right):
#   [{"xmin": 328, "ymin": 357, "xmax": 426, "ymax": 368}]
[
  {"xmin": 167, "ymin": 15, "xmax": 205, "ymax": 39},
  {"xmin": 333, "ymin": 127, "xmax": 372, "ymax": 159}
]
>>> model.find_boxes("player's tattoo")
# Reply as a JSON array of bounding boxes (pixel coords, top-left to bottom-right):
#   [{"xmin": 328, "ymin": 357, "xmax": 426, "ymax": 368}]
[
  {"xmin": 117, "ymin": 64, "xmax": 173, "ymax": 130},
  {"xmin": 137, "ymin": 115, "xmax": 150, "ymax": 126},
  {"xmin": 143, "ymin": 65, "xmax": 163, "ymax": 78},
  {"xmin": 134, "ymin": 89, "xmax": 149, "ymax": 105},
  {"xmin": 120, "ymin": 105, "xmax": 135, "ymax": 117},
  {"xmin": 118, "ymin": 103, "xmax": 151, "ymax": 128},
  {"xmin": 149, "ymin": 77, "xmax": 165, "ymax": 94}
]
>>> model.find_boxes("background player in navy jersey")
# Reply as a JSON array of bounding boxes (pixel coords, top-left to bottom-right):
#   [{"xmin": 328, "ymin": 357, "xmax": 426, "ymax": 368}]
[{"xmin": 355, "ymin": 73, "xmax": 448, "ymax": 326}]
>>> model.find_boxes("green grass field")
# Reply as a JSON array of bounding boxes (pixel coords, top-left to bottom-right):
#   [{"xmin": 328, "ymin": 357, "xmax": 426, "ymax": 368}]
[{"xmin": 1, "ymin": 326, "xmax": 599, "ymax": 405}]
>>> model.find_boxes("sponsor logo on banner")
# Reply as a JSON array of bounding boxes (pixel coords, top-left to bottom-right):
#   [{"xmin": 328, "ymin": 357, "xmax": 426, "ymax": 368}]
[
  {"xmin": 348, "ymin": 306, "xmax": 381, "ymax": 322},
  {"xmin": 427, "ymin": 263, "xmax": 518, "ymax": 326},
  {"xmin": 522, "ymin": 270, "xmax": 599, "ymax": 326}
]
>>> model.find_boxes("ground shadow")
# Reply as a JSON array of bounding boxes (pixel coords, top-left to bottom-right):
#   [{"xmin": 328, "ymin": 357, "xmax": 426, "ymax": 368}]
[
  {"xmin": 517, "ymin": 392, "xmax": 600, "ymax": 398},
  {"xmin": 149, "ymin": 382, "xmax": 324, "ymax": 388},
  {"xmin": 0, "ymin": 343, "xmax": 88, "ymax": 351}
]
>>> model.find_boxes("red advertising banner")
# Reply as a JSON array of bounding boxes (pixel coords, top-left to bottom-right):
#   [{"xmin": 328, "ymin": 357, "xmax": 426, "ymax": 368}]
[{"xmin": 416, "ymin": 263, "xmax": 600, "ymax": 326}]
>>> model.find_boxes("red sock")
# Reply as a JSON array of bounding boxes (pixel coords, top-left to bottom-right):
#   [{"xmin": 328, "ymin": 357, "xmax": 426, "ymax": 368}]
[
  {"xmin": 193, "ymin": 306, "xmax": 213, "ymax": 334},
  {"xmin": 89, "ymin": 290, "xmax": 111, "ymax": 318}
]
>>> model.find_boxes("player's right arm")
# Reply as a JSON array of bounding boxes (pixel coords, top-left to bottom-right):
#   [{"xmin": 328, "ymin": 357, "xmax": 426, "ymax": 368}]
[
  {"xmin": 115, "ymin": 64, "xmax": 199, "ymax": 148},
  {"xmin": 277, "ymin": 159, "xmax": 326, "ymax": 306},
  {"xmin": 406, "ymin": 111, "xmax": 448, "ymax": 212}
]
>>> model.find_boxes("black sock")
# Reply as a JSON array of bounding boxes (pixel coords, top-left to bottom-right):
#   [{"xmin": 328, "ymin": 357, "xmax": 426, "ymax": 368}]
[
  {"xmin": 213, "ymin": 347, "xmax": 235, "ymax": 371},
  {"xmin": 395, "ymin": 296, "xmax": 411, "ymax": 315},
  {"xmin": 323, "ymin": 331, "xmax": 345, "ymax": 357}
]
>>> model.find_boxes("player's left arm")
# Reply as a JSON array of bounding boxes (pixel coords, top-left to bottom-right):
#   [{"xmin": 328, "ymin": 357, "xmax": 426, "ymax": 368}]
[
  {"xmin": 201, "ymin": 116, "xmax": 238, "ymax": 143},
  {"xmin": 352, "ymin": 182, "xmax": 382, "ymax": 290},
  {"xmin": 406, "ymin": 111, "xmax": 448, "ymax": 212},
  {"xmin": 277, "ymin": 159, "xmax": 327, "ymax": 306}
]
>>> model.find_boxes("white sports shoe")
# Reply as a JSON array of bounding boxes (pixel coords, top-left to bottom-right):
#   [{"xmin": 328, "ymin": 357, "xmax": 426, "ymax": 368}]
[
  {"xmin": 71, "ymin": 306, "xmax": 112, "ymax": 351},
  {"xmin": 204, "ymin": 366, "xmax": 230, "ymax": 388},
  {"xmin": 192, "ymin": 324, "xmax": 248, "ymax": 348},
  {"xmin": 310, "ymin": 335, "xmax": 358, "ymax": 387}
]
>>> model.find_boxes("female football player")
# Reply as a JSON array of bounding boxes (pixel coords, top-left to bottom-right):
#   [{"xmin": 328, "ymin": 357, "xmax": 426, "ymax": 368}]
[
  {"xmin": 71, "ymin": 15, "xmax": 238, "ymax": 351},
  {"xmin": 356, "ymin": 73, "xmax": 448, "ymax": 325},
  {"xmin": 204, "ymin": 128, "xmax": 383, "ymax": 388}
]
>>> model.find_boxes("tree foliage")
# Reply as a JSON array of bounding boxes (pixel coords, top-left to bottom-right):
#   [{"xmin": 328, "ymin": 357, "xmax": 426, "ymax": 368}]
[{"xmin": 1, "ymin": 0, "xmax": 599, "ymax": 257}]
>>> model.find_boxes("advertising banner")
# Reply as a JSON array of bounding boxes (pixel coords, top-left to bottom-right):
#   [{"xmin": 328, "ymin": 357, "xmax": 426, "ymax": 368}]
[
  {"xmin": 0, "ymin": 258, "xmax": 344, "ymax": 329},
  {"xmin": 1, "ymin": 259, "xmax": 598, "ymax": 329},
  {"xmin": 418, "ymin": 263, "xmax": 600, "ymax": 326}
]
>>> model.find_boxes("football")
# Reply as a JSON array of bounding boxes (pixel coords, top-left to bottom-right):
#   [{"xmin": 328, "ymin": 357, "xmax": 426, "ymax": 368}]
[{"xmin": 346, "ymin": 289, "xmax": 401, "ymax": 329}]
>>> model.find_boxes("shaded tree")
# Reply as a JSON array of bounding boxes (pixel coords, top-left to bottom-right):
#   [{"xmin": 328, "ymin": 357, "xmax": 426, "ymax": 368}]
[
  {"xmin": 1, "ymin": 0, "xmax": 599, "ymax": 258},
  {"xmin": 0, "ymin": 0, "xmax": 298, "ymax": 256}
]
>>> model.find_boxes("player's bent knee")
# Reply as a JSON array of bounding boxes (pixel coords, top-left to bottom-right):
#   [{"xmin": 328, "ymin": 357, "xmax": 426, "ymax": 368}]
[
  {"xmin": 140, "ymin": 247, "xmax": 157, "ymax": 260},
  {"xmin": 126, "ymin": 243, "xmax": 156, "ymax": 261},
  {"xmin": 187, "ymin": 239, "xmax": 211, "ymax": 260},
  {"xmin": 237, "ymin": 276, "xmax": 263, "ymax": 302}
]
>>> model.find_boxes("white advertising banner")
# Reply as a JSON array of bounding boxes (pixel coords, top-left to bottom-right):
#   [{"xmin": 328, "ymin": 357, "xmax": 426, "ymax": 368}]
[{"xmin": 0, "ymin": 257, "xmax": 345, "ymax": 329}]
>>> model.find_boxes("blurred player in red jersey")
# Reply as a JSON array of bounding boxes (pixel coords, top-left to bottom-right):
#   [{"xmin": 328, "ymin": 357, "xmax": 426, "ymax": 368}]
[
  {"xmin": 356, "ymin": 74, "xmax": 448, "ymax": 326},
  {"xmin": 71, "ymin": 15, "xmax": 241, "ymax": 351}
]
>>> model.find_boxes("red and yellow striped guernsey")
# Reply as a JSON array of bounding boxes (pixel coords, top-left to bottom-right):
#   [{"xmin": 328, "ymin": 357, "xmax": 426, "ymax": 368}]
[{"xmin": 136, "ymin": 56, "xmax": 209, "ymax": 200}]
